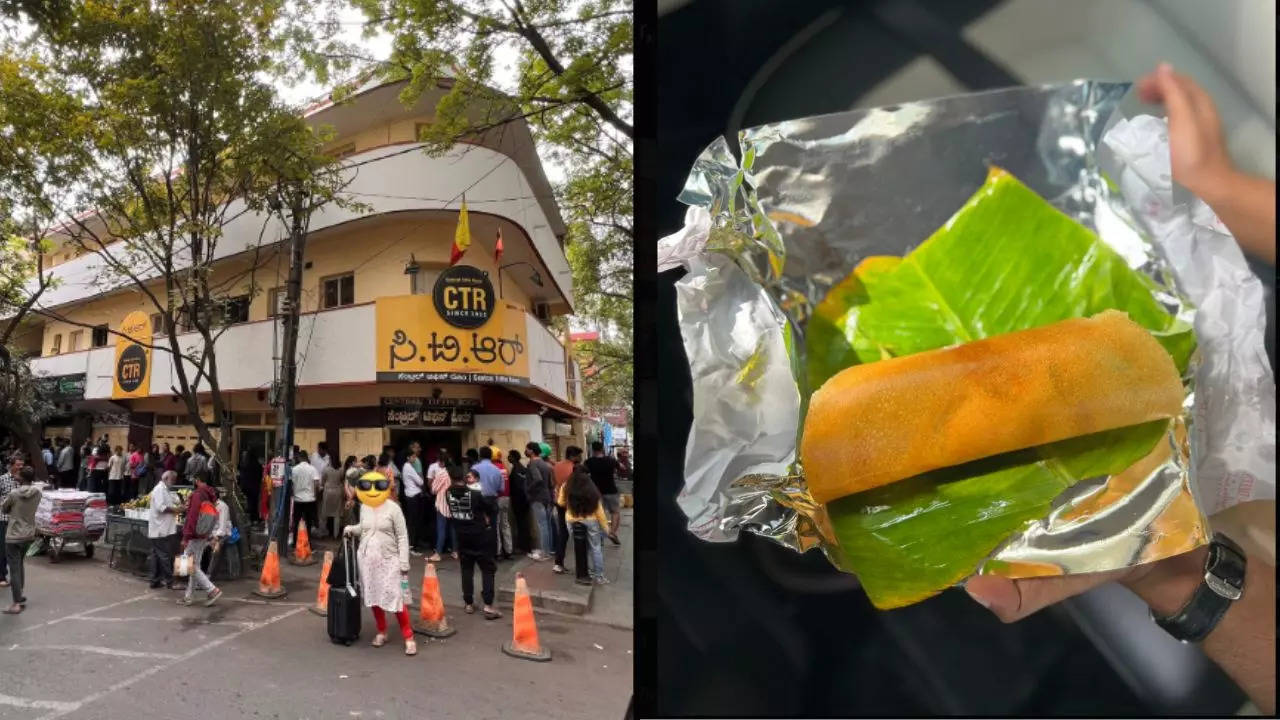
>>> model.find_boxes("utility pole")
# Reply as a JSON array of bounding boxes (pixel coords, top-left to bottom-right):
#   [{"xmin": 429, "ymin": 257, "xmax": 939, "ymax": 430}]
[{"xmin": 271, "ymin": 185, "xmax": 309, "ymax": 553}]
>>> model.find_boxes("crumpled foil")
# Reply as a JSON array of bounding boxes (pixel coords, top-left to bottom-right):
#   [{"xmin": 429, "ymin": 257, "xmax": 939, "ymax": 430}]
[{"xmin": 659, "ymin": 81, "xmax": 1276, "ymax": 589}]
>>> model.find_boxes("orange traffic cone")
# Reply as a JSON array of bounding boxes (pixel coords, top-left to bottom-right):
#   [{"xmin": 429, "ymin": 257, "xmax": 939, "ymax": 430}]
[
  {"xmin": 253, "ymin": 539, "xmax": 287, "ymax": 599},
  {"xmin": 291, "ymin": 520, "xmax": 317, "ymax": 566},
  {"xmin": 501, "ymin": 573, "xmax": 551, "ymax": 661},
  {"xmin": 412, "ymin": 561, "xmax": 456, "ymax": 638},
  {"xmin": 308, "ymin": 550, "xmax": 334, "ymax": 616}
]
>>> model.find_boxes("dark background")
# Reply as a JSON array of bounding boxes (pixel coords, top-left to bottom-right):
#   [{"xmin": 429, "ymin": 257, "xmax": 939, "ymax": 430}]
[{"xmin": 650, "ymin": 0, "xmax": 1272, "ymax": 715}]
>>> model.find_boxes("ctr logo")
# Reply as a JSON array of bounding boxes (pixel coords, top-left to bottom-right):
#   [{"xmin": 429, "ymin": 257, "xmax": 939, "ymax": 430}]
[
  {"xmin": 433, "ymin": 265, "xmax": 495, "ymax": 329},
  {"xmin": 116, "ymin": 344, "xmax": 147, "ymax": 393}
]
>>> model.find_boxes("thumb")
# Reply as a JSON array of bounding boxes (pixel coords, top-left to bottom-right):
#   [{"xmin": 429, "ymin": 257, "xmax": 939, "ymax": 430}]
[{"xmin": 965, "ymin": 567, "xmax": 1132, "ymax": 623}]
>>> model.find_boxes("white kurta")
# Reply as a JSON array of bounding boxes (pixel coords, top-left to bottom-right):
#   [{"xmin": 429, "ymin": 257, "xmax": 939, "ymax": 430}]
[{"xmin": 348, "ymin": 500, "xmax": 410, "ymax": 611}]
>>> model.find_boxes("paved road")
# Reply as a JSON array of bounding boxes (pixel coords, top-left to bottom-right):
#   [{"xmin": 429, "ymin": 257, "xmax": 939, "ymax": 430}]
[{"xmin": 0, "ymin": 548, "xmax": 632, "ymax": 720}]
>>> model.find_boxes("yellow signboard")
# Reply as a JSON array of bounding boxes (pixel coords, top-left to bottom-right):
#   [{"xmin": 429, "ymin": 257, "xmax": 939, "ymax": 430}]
[
  {"xmin": 111, "ymin": 310, "xmax": 152, "ymax": 399},
  {"xmin": 375, "ymin": 290, "xmax": 531, "ymax": 387}
]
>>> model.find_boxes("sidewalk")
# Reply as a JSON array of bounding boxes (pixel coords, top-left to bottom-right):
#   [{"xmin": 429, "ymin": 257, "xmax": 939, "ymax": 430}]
[{"xmin": 273, "ymin": 506, "xmax": 633, "ymax": 630}]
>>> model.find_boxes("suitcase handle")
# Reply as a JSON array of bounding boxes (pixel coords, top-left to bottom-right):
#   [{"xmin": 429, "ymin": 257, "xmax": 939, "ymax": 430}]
[{"xmin": 343, "ymin": 535, "xmax": 359, "ymax": 597}]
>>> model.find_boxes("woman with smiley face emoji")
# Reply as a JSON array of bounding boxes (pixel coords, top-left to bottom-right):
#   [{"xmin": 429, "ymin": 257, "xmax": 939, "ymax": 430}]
[{"xmin": 343, "ymin": 471, "xmax": 416, "ymax": 656}]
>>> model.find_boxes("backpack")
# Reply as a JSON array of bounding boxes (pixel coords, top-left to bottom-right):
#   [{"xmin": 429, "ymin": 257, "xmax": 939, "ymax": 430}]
[{"xmin": 194, "ymin": 500, "xmax": 219, "ymax": 538}]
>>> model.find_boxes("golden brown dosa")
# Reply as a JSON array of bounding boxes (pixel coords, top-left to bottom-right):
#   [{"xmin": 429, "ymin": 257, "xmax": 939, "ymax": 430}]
[{"xmin": 801, "ymin": 310, "xmax": 1184, "ymax": 504}]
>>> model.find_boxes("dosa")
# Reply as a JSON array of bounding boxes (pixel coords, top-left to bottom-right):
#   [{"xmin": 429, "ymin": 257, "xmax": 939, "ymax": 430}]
[{"xmin": 801, "ymin": 310, "xmax": 1184, "ymax": 504}]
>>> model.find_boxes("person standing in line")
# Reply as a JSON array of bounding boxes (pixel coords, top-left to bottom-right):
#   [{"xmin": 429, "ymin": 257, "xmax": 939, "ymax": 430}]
[
  {"xmin": 400, "ymin": 446, "xmax": 426, "ymax": 555},
  {"xmin": 494, "ymin": 450, "xmax": 514, "ymax": 561},
  {"xmin": 185, "ymin": 444, "xmax": 209, "ymax": 485},
  {"xmin": 524, "ymin": 442, "xmax": 555, "ymax": 561},
  {"xmin": 448, "ymin": 466, "xmax": 501, "ymax": 619},
  {"xmin": 161, "ymin": 443, "xmax": 176, "ymax": 474},
  {"xmin": 40, "ymin": 440, "xmax": 53, "ymax": 475},
  {"xmin": 178, "ymin": 471, "xmax": 223, "ymax": 607},
  {"xmin": 427, "ymin": 450, "xmax": 457, "ymax": 562},
  {"xmin": 320, "ymin": 455, "xmax": 350, "ymax": 540},
  {"xmin": 56, "ymin": 438, "xmax": 75, "ymax": 489},
  {"xmin": 89, "ymin": 444, "xmax": 110, "ymax": 494},
  {"xmin": 175, "ymin": 445, "xmax": 190, "ymax": 479},
  {"xmin": 290, "ymin": 454, "xmax": 321, "ymax": 541},
  {"xmin": 2, "ymin": 467, "xmax": 40, "ymax": 614},
  {"xmin": 471, "ymin": 447, "xmax": 510, "ymax": 561},
  {"xmin": 128, "ymin": 442, "xmax": 149, "ymax": 500},
  {"xmin": 77, "ymin": 439, "xmax": 93, "ymax": 490},
  {"xmin": 344, "ymin": 471, "xmax": 417, "ymax": 656},
  {"xmin": 561, "ymin": 467, "xmax": 610, "ymax": 584},
  {"xmin": 0, "ymin": 453, "xmax": 22, "ymax": 591},
  {"xmin": 106, "ymin": 445, "xmax": 125, "ymax": 506},
  {"xmin": 147, "ymin": 470, "xmax": 180, "ymax": 590},
  {"xmin": 310, "ymin": 442, "xmax": 331, "ymax": 476},
  {"xmin": 507, "ymin": 449, "xmax": 532, "ymax": 555},
  {"xmin": 550, "ymin": 446, "xmax": 581, "ymax": 574},
  {"xmin": 424, "ymin": 449, "xmax": 446, "ymax": 554},
  {"xmin": 585, "ymin": 442, "xmax": 623, "ymax": 544},
  {"xmin": 374, "ymin": 452, "xmax": 400, "ymax": 503}
]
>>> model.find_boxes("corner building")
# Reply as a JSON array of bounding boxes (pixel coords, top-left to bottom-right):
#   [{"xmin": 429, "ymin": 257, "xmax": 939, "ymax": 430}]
[{"xmin": 17, "ymin": 77, "xmax": 587, "ymax": 465}]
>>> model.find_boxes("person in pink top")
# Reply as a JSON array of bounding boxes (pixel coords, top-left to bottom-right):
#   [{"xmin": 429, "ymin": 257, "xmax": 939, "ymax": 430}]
[{"xmin": 427, "ymin": 449, "xmax": 457, "ymax": 562}]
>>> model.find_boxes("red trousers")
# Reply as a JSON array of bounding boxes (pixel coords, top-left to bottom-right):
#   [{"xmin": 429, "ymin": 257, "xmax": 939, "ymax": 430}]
[{"xmin": 371, "ymin": 606, "xmax": 413, "ymax": 640}]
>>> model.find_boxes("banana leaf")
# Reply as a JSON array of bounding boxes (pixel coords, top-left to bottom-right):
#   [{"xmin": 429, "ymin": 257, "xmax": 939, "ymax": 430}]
[{"xmin": 808, "ymin": 167, "xmax": 1195, "ymax": 610}]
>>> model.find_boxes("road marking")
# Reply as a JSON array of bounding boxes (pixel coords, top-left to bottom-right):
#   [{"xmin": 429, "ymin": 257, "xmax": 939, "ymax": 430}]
[
  {"xmin": 19, "ymin": 591, "xmax": 155, "ymax": 633},
  {"xmin": 61, "ymin": 615, "xmax": 255, "ymax": 628},
  {"xmin": 36, "ymin": 605, "xmax": 309, "ymax": 720},
  {"xmin": 0, "ymin": 694, "xmax": 80, "ymax": 711},
  {"xmin": 9, "ymin": 644, "xmax": 181, "ymax": 659}
]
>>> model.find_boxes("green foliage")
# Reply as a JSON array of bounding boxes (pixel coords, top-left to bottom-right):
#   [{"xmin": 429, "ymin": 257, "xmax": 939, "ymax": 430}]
[
  {"xmin": 811, "ymin": 169, "xmax": 1195, "ymax": 609},
  {"xmin": 298, "ymin": 0, "xmax": 633, "ymax": 414}
]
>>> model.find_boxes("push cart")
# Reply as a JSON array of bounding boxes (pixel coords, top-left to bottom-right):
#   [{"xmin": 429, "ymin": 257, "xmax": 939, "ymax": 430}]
[{"xmin": 35, "ymin": 525, "xmax": 103, "ymax": 563}]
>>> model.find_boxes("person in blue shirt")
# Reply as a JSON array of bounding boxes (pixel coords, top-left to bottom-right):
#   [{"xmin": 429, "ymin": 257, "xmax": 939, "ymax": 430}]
[{"xmin": 471, "ymin": 447, "xmax": 504, "ymax": 547}]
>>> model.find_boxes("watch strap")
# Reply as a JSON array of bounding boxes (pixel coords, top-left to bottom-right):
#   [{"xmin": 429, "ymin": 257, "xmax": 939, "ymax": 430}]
[{"xmin": 1152, "ymin": 533, "xmax": 1245, "ymax": 643}]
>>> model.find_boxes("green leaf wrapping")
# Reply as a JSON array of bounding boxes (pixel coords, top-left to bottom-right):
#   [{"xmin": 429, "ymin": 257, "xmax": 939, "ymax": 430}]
[{"xmin": 808, "ymin": 168, "xmax": 1194, "ymax": 609}]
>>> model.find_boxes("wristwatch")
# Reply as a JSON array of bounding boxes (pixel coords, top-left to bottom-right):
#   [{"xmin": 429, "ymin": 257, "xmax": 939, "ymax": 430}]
[{"xmin": 1151, "ymin": 532, "xmax": 1246, "ymax": 643}]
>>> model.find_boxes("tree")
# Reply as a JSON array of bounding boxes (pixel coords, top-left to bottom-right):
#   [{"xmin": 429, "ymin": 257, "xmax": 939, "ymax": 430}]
[
  {"xmin": 297, "ymin": 0, "xmax": 633, "ymax": 414},
  {"xmin": 0, "ymin": 0, "xmax": 350, "ymax": 544}
]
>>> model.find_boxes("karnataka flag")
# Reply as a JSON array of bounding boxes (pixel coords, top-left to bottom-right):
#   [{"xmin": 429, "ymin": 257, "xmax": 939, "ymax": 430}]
[
  {"xmin": 450, "ymin": 199, "xmax": 471, "ymax": 265},
  {"xmin": 494, "ymin": 227, "xmax": 504, "ymax": 264}
]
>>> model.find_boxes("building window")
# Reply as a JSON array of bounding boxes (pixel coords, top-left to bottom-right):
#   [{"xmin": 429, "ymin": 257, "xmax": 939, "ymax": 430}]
[
  {"xmin": 92, "ymin": 324, "xmax": 109, "ymax": 348},
  {"xmin": 151, "ymin": 313, "xmax": 165, "ymax": 336},
  {"xmin": 68, "ymin": 330, "xmax": 82, "ymax": 352},
  {"xmin": 50, "ymin": 333, "xmax": 61, "ymax": 355},
  {"xmin": 221, "ymin": 295, "xmax": 250, "ymax": 325},
  {"xmin": 321, "ymin": 273, "xmax": 354, "ymax": 309}
]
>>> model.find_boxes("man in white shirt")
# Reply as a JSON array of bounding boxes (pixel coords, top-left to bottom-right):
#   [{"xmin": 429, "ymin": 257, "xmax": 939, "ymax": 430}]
[
  {"xmin": 401, "ymin": 447, "xmax": 426, "ymax": 555},
  {"xmin": 290, "ymin": 458, "xmax": 321, "ymax": 544},
  {"xmin": 147, "ymin": 470, "xmax": 180, "ymax": 589},
  {"xmin": 309, "ymin": 442, "xmax": 330, "ymax": 476}
]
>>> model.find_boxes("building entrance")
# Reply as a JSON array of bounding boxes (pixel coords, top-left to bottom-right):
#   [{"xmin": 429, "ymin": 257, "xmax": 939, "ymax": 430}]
[{"xmin": 388, "ymin": 428, "xmax": 463, "ymax": 467}]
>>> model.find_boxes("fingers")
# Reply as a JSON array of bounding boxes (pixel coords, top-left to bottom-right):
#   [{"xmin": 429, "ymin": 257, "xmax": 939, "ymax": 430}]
[{"xmin": 965, "ymin": 567, "xmax": 1132, "ymax": 623}]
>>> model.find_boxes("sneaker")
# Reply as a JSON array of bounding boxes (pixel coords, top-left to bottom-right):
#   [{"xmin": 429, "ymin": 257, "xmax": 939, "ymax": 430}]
[
  {"xmin": 593, "ymin": 576, "xmax": 611, "ymax": 585},
  {"xmin": 552, "ymin": 565, "xmax": 567, "ymax": 574},
  {"xmin": 205, "ymin": 588, "xmax": 223, "ymax": 606},
  {"xmin": 450, "ymin": 552, "xmax": 458, "ymax": 560},
  {"xmin": 483, "ymin": 606, "xmax": 502, "ymax": 620},
  {"xmin": 464, "ymin": 604, "xmax": 476, "ymax": 614},
  {"xmin": 177, "ymin": 597, "xmax": 194, "ymax": 606},
  {"xmin": 409, "ymin": 549, "xmax": 423, "ymax": 557},
  {"xmin": 426, "ymin": 553, "xmax": 441, "ymax": 562}
]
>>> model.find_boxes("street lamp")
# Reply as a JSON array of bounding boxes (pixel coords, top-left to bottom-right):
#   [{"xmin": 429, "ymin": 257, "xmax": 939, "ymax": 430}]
[{"xmin": 498, "ymin": 261, "xmax": 544, "ymax": 298}]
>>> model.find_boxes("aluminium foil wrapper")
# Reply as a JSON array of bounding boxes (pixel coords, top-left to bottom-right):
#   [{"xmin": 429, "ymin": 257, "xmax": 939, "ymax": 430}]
[{"xmin": 658, "ymin": 81, "xmax": 1276, "ymax": 591}]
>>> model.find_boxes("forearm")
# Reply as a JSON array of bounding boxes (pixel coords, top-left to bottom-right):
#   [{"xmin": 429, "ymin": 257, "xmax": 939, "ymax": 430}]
[
  {"xmin": 1125, "ymin": 547, "xmax": 1276, "ymax": 713},
  {"xmin": 1194, "ymin": 169, "xmax": 1276, "ymax": 265}
]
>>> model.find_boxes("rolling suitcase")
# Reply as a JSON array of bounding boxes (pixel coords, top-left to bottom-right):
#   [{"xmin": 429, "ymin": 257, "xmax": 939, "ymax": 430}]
[{"xmin": 327, "ymin": 536, "xmax": 361, "ymax": 645}]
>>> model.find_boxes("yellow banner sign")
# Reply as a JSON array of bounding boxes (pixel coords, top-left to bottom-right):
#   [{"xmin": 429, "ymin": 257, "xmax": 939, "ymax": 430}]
[
  {"xmin": 112, "ymin": 310, "xmax": 152, "ymax": 399},
  {"xmin": 375, "ymin": 294, "xmax": 530, "ymax": 387}
]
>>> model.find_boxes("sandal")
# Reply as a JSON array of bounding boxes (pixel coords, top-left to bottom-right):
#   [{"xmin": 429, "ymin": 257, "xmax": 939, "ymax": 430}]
[
  {"xmin": 483, "ymin": 607, "xmax": 502, "ymax": 620},
  {"xmin": 2, "ymin": 604, "xmax": 22, "ymax": 614},
  {"xmin": 371, "ymin": 633, "xmax": 387, "ymax": 648},
  {"xmin": 404, "ymin": 639, "xmax": 417, "ymax": 656}
]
